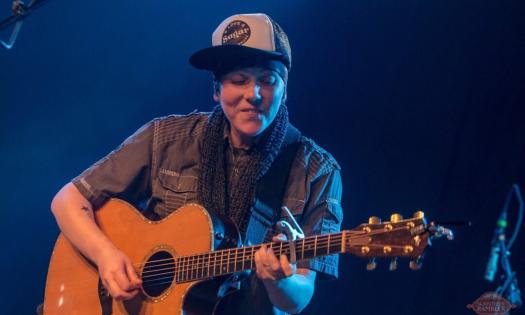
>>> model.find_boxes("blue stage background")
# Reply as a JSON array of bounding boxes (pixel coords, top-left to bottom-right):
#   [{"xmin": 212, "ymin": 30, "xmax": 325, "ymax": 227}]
[{"xmin": 1, "ymin": 1, "xmax": 524, "ymax": 314}]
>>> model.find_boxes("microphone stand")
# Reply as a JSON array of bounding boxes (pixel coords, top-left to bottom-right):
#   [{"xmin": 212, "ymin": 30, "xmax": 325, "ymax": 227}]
[
  {"xmin": 496, "ymin": 238, "xmax": 522, "ymax": 310},
  {"xmin": 0, "ymin": 0, "xmax": 51, "ymax": 49},
  {"xmin": 493, "ymin": 184, "xmax": 524, "ymax": 314}
]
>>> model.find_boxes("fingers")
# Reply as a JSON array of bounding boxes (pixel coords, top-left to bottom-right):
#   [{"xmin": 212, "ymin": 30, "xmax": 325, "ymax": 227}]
[
  {"xmin": 280, "ymin": 254, "xmax": 295, "ymax": 277},
  {"xmin": 254, "ymin": 243, "xmax": 294, "ymax": 281},
  {"xmin": 99, "ymin": 254, "xmax": 141, "ymax": 300},
  {"xmin": 125, "ymin": 259, "xmax": 142, "ymax": 287},
  {"xmin": 104, "ymin": 276, "xmax": 136, "ymax": 300},
  {"xmin": 272, "ymin": 233, "xmax": 287, "ymax": 242}
]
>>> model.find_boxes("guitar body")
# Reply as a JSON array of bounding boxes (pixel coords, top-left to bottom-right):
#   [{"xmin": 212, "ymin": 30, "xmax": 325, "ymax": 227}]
[
  {"xmin": 43, "ymin": 199, "xmax": 240, "ymax": 315},
  {"xmin": 43, "ymin": 198, "xmax": 439, "ymax": 314}
]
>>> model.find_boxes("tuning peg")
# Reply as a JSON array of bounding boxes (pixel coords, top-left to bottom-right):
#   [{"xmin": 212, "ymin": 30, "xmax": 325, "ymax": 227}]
[
  {"xmin": 413, "ymin": 210, "xmax": 425, "ymax": 219},
  {"xmin": 409, "ymin": 257, "xmax": 423, "ymax": 270},
  {"xmin": 389, "ymin": 258, "xmax": 398, "ymax": 271},
  {"xmin": 390, "ymin": 213, "xmax": 403, "ymax": 223},
  {"xmin": 366, "ymin": 258, "xmax": 377, "ymax": 271},
  {"xmin": 368, "ymin": 216, "xmax": 381, "ymax": 224}
]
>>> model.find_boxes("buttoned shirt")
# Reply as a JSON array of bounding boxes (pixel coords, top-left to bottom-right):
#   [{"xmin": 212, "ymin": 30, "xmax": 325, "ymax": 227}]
[{"xmin": 72, "ymin": 112, "xmax": 343, "ymax": 313}]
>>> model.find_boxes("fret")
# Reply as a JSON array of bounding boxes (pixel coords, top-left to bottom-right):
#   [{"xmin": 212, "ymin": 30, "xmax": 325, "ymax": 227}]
[
  {"xmin": 314, "ymin": 235, "xmax": 318, "ymax": 257},
  {"xmin": 341, "ymin": 231, "xmax": 346, "ymax": 253},
  {"xmin": 197, "ymin": 255, "xmax": 201, "ymax": 280},
  {"xmin": 189, "ymin": 255, "xmax": 194, "ymax": 281},
  {"xmin": 226, "ymin": 249, "xmax": 231, "ymax": 273},
  {"xmin": 332, "ymin": 232, "xmax": 342, "ymax": 254},
  {"xmin": 213, "ymin": 251, "xmax": 221, "ymax": 276},
  {"xmin": 250, "ymin": 246, "xmax": 254, "ymax": 269},
  {"xmin": 178, "ymin": 256, "xmax": 183, "ymax": 282},
  {"xmin": 175, "ymin": 257, "xmax": 180, "ymax": 283},
  {"xmin": 327, "ymin": 234, "xmax": 331, "ymax": 254},
  {"xmin": 200, "ymin": 254, "xmax": 204, "ymax": 279},
  {"xmin": 185, "ymin": 256, "xmax": 189, "ymax": 281},
  {"xmin": 217, "ymin": 250, "xmax": 222, "ymax": 276},
  {"xmin": 318, "ymin": 235, "xmax": 326, "ymax": 256},
  {"xmin": 206, "ymin": 252, "xmax": 210, "ymax": 278},
  {"xmin": 242, "ymin": 246, "xmax": 246, "ymax": 271},
  {"xmin": 234, "ymin": 247, "xmax": 239, "ymax": 272},
  {"xmin": 301, "ymin": 238, "xmax": 305, "ymax": 260},
  {"xmin": 279, "ymin": 241, "xmax": 283, "ymax": 257},
  {"xmin": 202, "ymin": 254, "xmax": 206, "ymax": 278},
  {"xmin": 220, "ymin": 249, "xmax": 226, "ymax": 275},
  {"xmin": 189, "ymin": 255, "xmax": 193, "ymax": 281},
  {"xmin": 181, "ymin": 256, "xmax": 186, "ymax": 282},
  {"xmin": 192, "ymin": 255, "xmax": 197, "ymax": 281},
  {"xmin": 183, "ymin": 256, "xmax": 187, "ymax": 281},
  {"xmin": 196, "ymin": 254, "xmax": 201, "ymax": 280},
  {"xmin": 212, "ymin": 251, "xmax": 217, "ymax": 277},
  {"xmin": 213, "ymin": 251, "xmax": 218, "ymax": 276}
]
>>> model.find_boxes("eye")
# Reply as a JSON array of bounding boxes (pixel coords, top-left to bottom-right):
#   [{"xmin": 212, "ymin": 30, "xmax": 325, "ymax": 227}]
[
  {"xmin": 259, "ymin": 73, "xmax": 278, "ymax": 86},
  {"xmin": 229, "ymin": 74, "xmax": 249, "ymax": 85}
]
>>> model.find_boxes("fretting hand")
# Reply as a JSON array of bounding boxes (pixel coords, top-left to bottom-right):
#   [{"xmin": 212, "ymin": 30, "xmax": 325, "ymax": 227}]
[{"xmin": 254, "ymin": 234, "xmax": 296, "ymax": 281}]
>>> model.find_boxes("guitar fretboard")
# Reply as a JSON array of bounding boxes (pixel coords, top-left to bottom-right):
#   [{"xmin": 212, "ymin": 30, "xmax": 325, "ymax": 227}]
[{"xmin": 169, "ymin": 232, "xmax": 346, "ymax": 283}]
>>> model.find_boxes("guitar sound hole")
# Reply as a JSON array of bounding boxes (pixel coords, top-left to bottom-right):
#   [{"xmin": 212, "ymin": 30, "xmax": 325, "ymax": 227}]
[{"xmin": 142, "ymin": 250, "xmax": 175, "ymax": 297}]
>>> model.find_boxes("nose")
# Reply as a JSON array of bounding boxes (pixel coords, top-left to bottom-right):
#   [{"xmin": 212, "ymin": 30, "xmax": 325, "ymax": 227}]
[{"xmin": 245, "ymin": 81, "xmax": 262, "ymax": 105}]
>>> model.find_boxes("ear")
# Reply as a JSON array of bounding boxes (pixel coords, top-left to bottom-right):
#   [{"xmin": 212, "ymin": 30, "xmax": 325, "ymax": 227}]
[{"xmin": 212, "ymin": 80, "xmax": 221, "ymax": 102}]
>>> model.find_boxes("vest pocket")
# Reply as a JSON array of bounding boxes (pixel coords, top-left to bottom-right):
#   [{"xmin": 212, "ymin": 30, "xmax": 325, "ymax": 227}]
[{"xmin": 158, "ymin": 169, "xmax": 198, "ymax": 214}]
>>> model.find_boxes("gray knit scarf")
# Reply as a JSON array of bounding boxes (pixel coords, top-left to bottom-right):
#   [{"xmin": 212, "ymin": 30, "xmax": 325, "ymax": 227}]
[{"xmin": 198, "ymin": 104, "xmax": 289, "ymax": 235}]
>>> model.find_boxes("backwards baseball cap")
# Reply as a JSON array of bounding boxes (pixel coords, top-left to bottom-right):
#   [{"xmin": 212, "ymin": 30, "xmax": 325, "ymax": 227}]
[{"xmin": 189, "ymin": 13, "xmax": 292, "ymax": 76}]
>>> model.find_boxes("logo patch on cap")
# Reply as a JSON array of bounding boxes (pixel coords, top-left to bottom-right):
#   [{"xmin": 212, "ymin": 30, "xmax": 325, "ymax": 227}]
[{"xmin": 222, "ymin": 20, "xmax": 251, "ymax": 45}]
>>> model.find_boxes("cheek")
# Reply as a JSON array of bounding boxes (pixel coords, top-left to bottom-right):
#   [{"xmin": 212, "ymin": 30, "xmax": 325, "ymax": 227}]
[
  {"xmin": 263, "ymin": 86, "xmax": 285, "ymax": 115},
  {"xmin": 218, "ymin": 86, "xmax": 243, "ymax": 107},
  {"xmin": 218, "ymin": 89, "xmax": 242, "ymax": 124}
]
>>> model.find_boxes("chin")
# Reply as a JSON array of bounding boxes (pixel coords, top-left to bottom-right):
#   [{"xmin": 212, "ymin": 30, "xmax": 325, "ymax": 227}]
[{"xmin": 238, "ymin": 122, "xmax": 266, "ymax": 137}]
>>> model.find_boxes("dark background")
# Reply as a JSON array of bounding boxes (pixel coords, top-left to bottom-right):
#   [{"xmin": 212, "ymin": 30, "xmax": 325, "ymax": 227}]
[{"xmin": 1, "ymin": 1, "xmax": 524, "ymax": 314}]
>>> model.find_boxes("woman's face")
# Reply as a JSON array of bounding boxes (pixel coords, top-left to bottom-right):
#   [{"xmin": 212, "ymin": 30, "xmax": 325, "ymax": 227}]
[{"xmin": 214, "ymin": 66, "xmax": 286, "ymax": 148}]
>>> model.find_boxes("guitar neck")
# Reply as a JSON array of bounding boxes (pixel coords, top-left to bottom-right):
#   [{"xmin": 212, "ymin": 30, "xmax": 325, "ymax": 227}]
[{"xmin": 175, "ymin": 231, "xmax": 346, "ymax": 283}]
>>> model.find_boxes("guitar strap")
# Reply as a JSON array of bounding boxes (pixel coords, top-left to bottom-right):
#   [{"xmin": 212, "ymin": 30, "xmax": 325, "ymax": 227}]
[
  {"xmin": 216, "ymin": 125, "xmax": 302, "ymax": 315},
  {"xmin": 244, "ymin": 124, "xmax": 302, "ymax": 245}
]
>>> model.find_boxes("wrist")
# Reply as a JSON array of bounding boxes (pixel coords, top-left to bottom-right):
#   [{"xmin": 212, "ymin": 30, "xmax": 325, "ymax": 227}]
[
  {"xmin": 262, "ymin": 272, "xmax": 296, "ymax": 288},
  {"xmin": 91, "ymin": 242, "xmax": 119, "ymax": 266}
]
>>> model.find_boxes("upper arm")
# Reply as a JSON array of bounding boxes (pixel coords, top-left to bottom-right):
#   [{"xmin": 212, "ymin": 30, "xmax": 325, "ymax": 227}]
[
  {"xmin": 71, "ymin": 120, "xmax": 155, "ymax": 209},
  {"xmin": 296, "ymin": 168, "xmax": 343, "ymax": 279}
]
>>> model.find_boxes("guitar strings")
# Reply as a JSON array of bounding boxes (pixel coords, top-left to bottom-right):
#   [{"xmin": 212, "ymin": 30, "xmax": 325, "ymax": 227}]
[
  {"xmin": 139, "ymin": 236, "xmax": 343, "ymax": 287},
  {"xmin": 132, "ymin": 226, "xmax": 414, "ymax": 287},
  {"xmin": 140, "ymin": 237, "xmax": 337, "ymax": 278},
  {"xmin": 139, "ymin": 229, "xmax": 370, "ymax": 278},
  {"xmin": 140, "ymin": 244, "xmax": 413, "ymax": 289},
  {"xmin": 134, "ymin": 225, "xmax": 402, "ymax": 271},
  {"xmin": 140, "ymin": 245, "xmax": 413, "ymax": 289},
  {"xmin": 139, "ymin": 233, "xmax": 343, "ymax": 275},
  {"xmin": 132, "ymin": 231, "xmax": 351, "ymax": 269},
  {"xmin": 140, "ymin": 234, "xmax": 348, "ymax": 285}
]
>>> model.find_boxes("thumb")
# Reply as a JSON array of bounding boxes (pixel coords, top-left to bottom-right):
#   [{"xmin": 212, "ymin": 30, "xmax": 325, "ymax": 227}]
[
  {"xmin": 272, "ymin": 233, "xmax": 287, "ymax": 242},
  {"xmin": 125, "ymin": 260, "xmax": 142, "ymax": 287}
]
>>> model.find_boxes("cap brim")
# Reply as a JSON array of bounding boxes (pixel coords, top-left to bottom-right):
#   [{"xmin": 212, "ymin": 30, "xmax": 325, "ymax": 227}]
[{"xmin": 189, "ymin": 45, "xmax": 288, "ymax": 72}]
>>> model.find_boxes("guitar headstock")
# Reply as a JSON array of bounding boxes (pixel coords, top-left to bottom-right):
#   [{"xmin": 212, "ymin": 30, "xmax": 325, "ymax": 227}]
[{"xmin": 343, "ymin": 211, "xmax": 453, "ymax": 271}]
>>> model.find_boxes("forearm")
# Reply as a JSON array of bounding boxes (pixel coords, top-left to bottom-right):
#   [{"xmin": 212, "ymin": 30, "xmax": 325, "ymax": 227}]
[
  {"xmin": 50, "ymin": 182, "xmax": 116, "ymax": 265},
  {"xmin": 262, "ymin": 269, "xmax": 315, "ymax": 314}
]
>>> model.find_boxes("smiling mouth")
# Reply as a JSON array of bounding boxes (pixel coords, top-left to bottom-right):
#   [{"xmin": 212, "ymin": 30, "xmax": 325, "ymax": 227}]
[{"xmin": 240, "ymin": 108, "xmax": 263, "ymax": 113}]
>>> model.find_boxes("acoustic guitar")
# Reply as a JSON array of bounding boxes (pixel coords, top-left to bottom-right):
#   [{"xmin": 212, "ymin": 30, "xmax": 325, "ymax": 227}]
[{"xmin": 43, "ymin": 198, "xmax": 450, "ymax": 314}]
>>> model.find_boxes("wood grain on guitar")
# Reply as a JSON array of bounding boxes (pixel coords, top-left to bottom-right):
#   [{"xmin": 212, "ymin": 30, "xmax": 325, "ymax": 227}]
[{"xmin": 43, "ymin": 199, "xmax": 452, "ymax": 315}]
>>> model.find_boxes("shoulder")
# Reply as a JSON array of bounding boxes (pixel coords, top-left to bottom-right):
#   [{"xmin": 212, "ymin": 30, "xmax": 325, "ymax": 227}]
[
  {"xmin": 152, "ymin": 111, "xmax": 210, "ymax": 143},
  {"xmin": 297, "ymin": 135, "xmax": 341, "ymax": 180}
]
